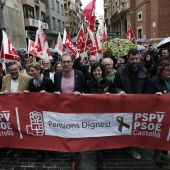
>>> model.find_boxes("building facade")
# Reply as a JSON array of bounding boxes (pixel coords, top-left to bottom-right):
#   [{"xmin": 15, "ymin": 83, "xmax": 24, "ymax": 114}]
[
  {"xmin": 64, "ymin": 0, "xmax": 82, "ymax": 38},
  {"xmin": 21, "ymin": 0, "xmax": 48, "ymax": 46},
  {"xmin": 105, "ymin": 0, "xmax": 170, "ymax": 46},
  {"xmin": 45, "ymin": 0, "xmax": 65, "ymax": 47},
  {"xmin": 2, "ymin": 0, "xmax": 26, "ymax": 48}
]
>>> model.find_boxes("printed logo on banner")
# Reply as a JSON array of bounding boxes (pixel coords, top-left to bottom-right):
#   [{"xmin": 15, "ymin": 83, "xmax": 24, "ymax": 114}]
[
  {"xmin": 112, "ymin": 113, "xmax": 133, "ymax": 135},
  {"xmin": 0, "ymin": 110, "xmax": 14, "ymax": 136},
  {"xmin": 26, "ymin": 111, "xmax": 44, "ymax": 136},
  {"xmin": 133, "ymin": 112, "xmax": 165, "ymax": 138}
]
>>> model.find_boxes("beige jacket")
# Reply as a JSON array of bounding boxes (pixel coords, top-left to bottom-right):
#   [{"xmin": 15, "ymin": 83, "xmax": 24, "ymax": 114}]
[{"xmin": 2, "ymin": 73, "xmax": 32, "ymax": 92}]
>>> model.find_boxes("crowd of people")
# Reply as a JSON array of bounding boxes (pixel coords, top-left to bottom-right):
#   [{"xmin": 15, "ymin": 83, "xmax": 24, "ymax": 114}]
[{"xmin": 0, "ymin": 44, "xmax": 170, "ymax": 170}]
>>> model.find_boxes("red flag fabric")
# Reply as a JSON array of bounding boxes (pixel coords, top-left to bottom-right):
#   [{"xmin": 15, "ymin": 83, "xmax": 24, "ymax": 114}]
[
  {"xmin": 63, "ymin": 29, "xmax": 78, "ymax": 58},
  {"xmin": 55, "ymin": 33, "xmax": 65, "ymax": 56},
  {"xmin": 124, "ymin": 23, "xmax": 135, "ymax": 41},
  {"xmin": 102, "ymin": 24, "xmax": 107, "ymax": 43},
  {"xmin": 28, "ymin": 39, "xmax": 37, "ymax": 56},
  {"xmin": 81, "ymin": 0, "xmax": 96, "ymax": 31},
  {"xmin": 34, "ymin": 21, "xmax": 52, "ymax": 59},
  {"xmin": 0, "ymin": 30, "xmax": 21, "ymax": 63},
  {"xmin": 76, "ymin": 24, "xmax": 84, "ymax": 51}
]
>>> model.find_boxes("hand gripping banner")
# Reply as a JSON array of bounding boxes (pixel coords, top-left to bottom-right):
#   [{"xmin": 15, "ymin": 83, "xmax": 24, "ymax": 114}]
[{"xmin": 0, "ymin": 93, "xmax": 170, "ymax": 152}]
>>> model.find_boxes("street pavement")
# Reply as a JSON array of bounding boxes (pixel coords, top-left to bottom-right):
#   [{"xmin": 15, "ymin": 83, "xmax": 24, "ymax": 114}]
[{"xmin": 0, "ymin": 147, "xmax": 170, "ymax": 170}]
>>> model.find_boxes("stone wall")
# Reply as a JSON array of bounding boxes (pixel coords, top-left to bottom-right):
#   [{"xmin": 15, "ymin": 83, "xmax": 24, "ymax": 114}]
[{"xmin": 3, "ymin": 1, "xmax": 26, "ymax": 49}]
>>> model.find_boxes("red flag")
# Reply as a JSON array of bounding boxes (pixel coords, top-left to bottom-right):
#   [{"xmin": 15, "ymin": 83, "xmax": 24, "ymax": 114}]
[
  {"xmin": 102, "ymin": 24, "xmax": 107, "ymax": 43},
  {"xmin": 81, "ymin": 0, "xmax": 96, "ymax": 31},
  {"xmin": 124, "ymin": 23, "xmax": 135, "ymax": 41},
  {"xmin": 34, "ymin": 21, "xmax": 52, "ymax": 59},
  {"xmin": 55, "ymin": 33, "xmax": 65, "ymax": 56},
  {"xmin": 0, "ymin": 30, "xmax": 21, "ymax": 63},
  {"xmin": 76, "ymin": 24, "xmax": 84, "ymax": 51},
  {"xmin": 28, "ymin": 39, "xmax": 37, "ymax": 56},
  {"xmin": 63, "ymin": 29, "xmax": 78, "ymax": 58}
]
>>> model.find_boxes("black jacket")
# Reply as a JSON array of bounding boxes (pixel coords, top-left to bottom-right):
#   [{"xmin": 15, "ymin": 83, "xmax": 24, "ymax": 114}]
[
  {"xmin": 29, "ymin": 77, "xmax": 54, "ymax": 92},
  {"xmin": 114, "ymin": 64, "xmax": 148, "ymax": 94},
  {"xmin": 86, "ymin": 77, "xmax": 115, "ymax": 94},
  {"xmin": 145, "ymin": 75, "xmax": 167, "ymax": 94}
]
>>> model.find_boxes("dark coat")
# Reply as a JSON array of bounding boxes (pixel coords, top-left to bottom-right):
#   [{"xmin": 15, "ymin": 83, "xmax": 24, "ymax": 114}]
[
  {"xmin": 145, "ymin": 75, "xmax": 167, "ymax": 94},
  {"xmin": 114, "ymin": 64, "xmax": 148, "ymax": 94},
  {"xmin": 143, "ymin": 60, "xmax": 157, "ymax": 79},
  {"xmin": 29, "ymin": 76, "xmax": 54, "ymax": 92},
  {"xmin": 86, "ymin": 77, "xmax": 115, "ymax": 94},
  {"xmin": 54, "ymin": 69, "xmax": 85, "ymax": 93},
  {"xmin": 43, "ymin": 66, "xmax": 54, "ymax": 78}
]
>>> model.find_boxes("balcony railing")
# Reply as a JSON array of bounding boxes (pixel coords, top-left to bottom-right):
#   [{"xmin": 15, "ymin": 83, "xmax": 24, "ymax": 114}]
[
  {"xmin": 69, "ymin": 9, "xmax": 77, "ymax": 17},
  {"xmin": 110, "ymin": 11, "xmax": 118, "ymax": 24}
]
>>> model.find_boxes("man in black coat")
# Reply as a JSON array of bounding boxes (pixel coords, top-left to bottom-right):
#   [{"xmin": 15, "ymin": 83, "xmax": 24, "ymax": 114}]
[{"xmin": 114, "ymin": 48, "xmax": 148, "ymax": 160}]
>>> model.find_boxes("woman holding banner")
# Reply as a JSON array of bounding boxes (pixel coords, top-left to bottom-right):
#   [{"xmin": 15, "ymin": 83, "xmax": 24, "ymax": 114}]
[
  {"xmin": 25, "ymin": 62, "xmax": 54, "ymax": 93},
  {"xmin": 85, "ymin": 62, "xmax": 115, "ymax": 168},
  {"xmin": 145, "ymin": 59, "xmax": 170, "ymax": 168}
]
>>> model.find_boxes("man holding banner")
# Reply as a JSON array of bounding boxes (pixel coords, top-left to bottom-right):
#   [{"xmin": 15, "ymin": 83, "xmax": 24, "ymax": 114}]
[
  {"xmin": 114, "ymin": 48, "xmax": 148, "ymax": 159},
  {"xmin": 54, "ymin": 52, "xmax": 85, "ymax": 170}
]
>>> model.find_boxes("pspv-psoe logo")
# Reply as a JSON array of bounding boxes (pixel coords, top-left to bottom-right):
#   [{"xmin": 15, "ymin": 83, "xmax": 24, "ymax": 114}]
[{"xmin": 26, "ymin": 111, "xmax": 44, "ymax": 136}]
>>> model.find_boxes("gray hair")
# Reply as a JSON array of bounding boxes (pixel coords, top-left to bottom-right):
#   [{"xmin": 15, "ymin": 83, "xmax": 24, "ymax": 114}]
[
  {"xmin": 102, "ymin": 58, "xmax": 114, "ymax": 65},
  {"xmin": 6, "ymin": 61, "xmax": 19, "ymax": 69},
  {"xmin": 61, "ymin": 52, "xmax": 73, "ymax": 61}
]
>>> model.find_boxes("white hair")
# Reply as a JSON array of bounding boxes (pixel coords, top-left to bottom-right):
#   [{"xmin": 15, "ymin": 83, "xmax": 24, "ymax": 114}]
[{"xmin": 102, "ymin": 58, "xmax": 114, "ymax": 65}]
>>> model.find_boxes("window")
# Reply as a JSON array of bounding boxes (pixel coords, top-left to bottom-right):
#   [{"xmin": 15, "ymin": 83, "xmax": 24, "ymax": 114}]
[
  {"xmin": 41, "ymin": 12, "xmax": 45, "ymax": 22},
  {"xmin": 46, "ymin": 17, "xmax": 51, "ymax": 29},
  {"xmin": 138, "ymin": 11, "xmax": 142, "ymax": 22},
  {"xmin": 138, "ymin": 29, "xmax": 142, "ymax": 38},
  {"xmin": 58, "ymin": 20, "xmax": 61, "ymax": 31},
  {"xmin": 61, "ymin": 5, "xmax": 64, "ymax": 15},
  {"xmin": 56, "ymin": 1, "xmax": 59, "ymax": 12},
  {"xmin": 23, "ymin": 5, "xmax": 35, "ymax": 19},
  {"xmin": 51, "ymin": 0, "xmax": 55, "ymax": 10},
  {"xmin": 52, "ymin": 17, "xmax": 56, "ymax": 30},
  {"xmin": 40, "ymin": 0, "xmax": 45, "ymax": 3}
]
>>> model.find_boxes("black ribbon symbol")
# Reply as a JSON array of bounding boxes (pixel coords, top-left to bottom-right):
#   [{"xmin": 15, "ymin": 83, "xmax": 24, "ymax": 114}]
[{"xmin": 117, "ymin": 116, "xmax": 130, "ymax": 133}]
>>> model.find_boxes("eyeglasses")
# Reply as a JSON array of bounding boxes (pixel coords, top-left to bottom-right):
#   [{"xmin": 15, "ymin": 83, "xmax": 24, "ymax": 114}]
[
  {"xmin": 8, "ymin": 68, "xmax": 18, "ymax": 72},
  {"xmin": 62, "ymin": 61, "xmax": 72, "ymax": 65}
]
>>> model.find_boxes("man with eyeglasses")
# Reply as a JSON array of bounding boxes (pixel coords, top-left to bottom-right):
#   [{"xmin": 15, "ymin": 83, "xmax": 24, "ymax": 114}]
[
  {"xmin": 54, "ymin": 52, "xmax": 85, "ymax": 94},
  {"xmin": 1, "ymin": 61, "xmax": 32, "ymax": 95},
  {"xmin": 54, "ymin": 52, "xmax": 85, "ymax": 170},
  {"xmin": 0, "ymin": 61, "xmax": 32, "ymax": 157}
]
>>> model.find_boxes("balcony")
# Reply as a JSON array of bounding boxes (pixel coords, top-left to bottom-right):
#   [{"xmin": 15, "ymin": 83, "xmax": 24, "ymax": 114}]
[
  {"xmin": 70, "ymin": 21, "xmax": 77, "ymax": 27},
  {"xmin": 65, "ymin": 22, "xmax": 70, "ymax": 27},
  {"xmin": 69, "ymin": 9, "xmax": 77, "ymax": 18},
  {"xmin": 110, "ymin": 11, "xmax": 119, "ymax": 24},
  {"xmin": 65, "ymin": 9, "xmax": 70, "ymax": 14},
  {"xmin": 24, "ymin": 18, "xmax": 48, "ymax": 29}
]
